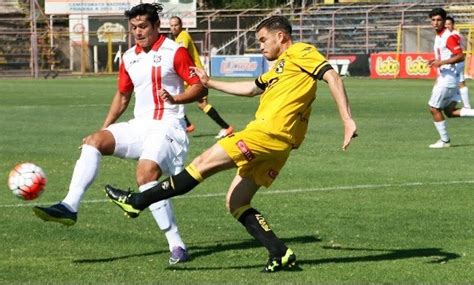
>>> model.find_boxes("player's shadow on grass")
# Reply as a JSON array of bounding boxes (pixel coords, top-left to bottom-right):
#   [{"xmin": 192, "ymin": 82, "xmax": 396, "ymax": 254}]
[
  {"xmin": 188, "ymin": 235, "xmax": 321, "ymax": 260},
  {"xmin": 166, "ymin": 246, "xmax": 461, "ymax": 272},
  {"xmin": 71, "ymin": 235, "xmax": 319, "ymax": 264},
  {"xmin": 189, "ymin": 133, "xmax": 218, "ymax": 138},
  {"xmin": 312, "ymin": 246, "xmax": 461, "ymax": 265},
  {"xmin": 449, "ymin": 143, "xmax": 474, "ymax": 148},
  {"xmin": 72, "ymin": 237, "xmax": 460, "ymax": 271}
]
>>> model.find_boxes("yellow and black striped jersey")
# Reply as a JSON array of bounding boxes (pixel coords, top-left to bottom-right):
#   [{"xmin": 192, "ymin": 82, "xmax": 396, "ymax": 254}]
[
  {"xmin": 247, "ymin": 42, "xmax": 332, "ymax": 148},
  {"xmin": 175, "ymin": 30, "xmax": 203, "ymax": 68}
]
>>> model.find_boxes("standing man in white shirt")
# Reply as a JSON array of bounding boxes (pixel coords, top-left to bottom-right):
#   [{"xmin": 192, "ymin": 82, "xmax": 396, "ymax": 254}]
[
  {"xmin": 33, "ymin": 3, "xmax": 207, "ymax": 264},
  {"xmin": 445, "ymin": 16, "xmax": 470, "ymax": 109},
  {"xmin": 427, "ymin": 8, "xmax": 474, "ymax": 149}
]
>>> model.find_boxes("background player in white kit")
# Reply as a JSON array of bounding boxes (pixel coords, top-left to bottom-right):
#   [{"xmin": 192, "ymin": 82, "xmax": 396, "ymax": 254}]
[
  {"xmin": 33, "ymin": 3, "xmax": 208, "ymax": 264},
  {"xmin": 445, "ymin": 16, "xmax": 470, "ymax": 109},
  {"xmin": 427, "ymin": 8, "xmax": 474, "ymax": 149}
]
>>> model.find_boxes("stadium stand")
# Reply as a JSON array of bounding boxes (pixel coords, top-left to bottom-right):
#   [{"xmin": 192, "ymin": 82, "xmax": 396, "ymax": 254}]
[
  {"xmin": 0, "ymin": 0, "xmax": 30, "ymax": 72},
  {"xmin": 0, "ymin": 1, "xmax": 472, "ymax": 76}
]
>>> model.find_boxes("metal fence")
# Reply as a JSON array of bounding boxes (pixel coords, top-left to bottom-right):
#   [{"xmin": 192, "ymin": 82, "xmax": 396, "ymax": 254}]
[{"xmin": 0, "ymin": 1, "xmax": 473, "ymax": 77}]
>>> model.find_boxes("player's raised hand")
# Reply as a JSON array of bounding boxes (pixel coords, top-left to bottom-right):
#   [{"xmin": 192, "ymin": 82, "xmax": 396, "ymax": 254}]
[
  {"xmin": 342, "ymin": 118, "xmax": 357, "ymax": 151},
  {"xmin": 159, "ymin": 88, "xmax": 175, "ymax": 104},
  {"xmin": 190, "ymin": 66, "xmax": 210, "ymax": 87}
]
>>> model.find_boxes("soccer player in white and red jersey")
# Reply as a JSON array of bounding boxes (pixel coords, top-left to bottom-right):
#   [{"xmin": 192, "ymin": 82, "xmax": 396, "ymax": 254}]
[
  {"xmin": 427, "ymin": 8, "xmax": 474, "ymax": 148},
  {"xmin": 33, "ymin": 3, "xmax": 207, "ymax": 264},
  {"xmin": 445, "ymin": 16, "xmax": 471, "ymax": 109}
]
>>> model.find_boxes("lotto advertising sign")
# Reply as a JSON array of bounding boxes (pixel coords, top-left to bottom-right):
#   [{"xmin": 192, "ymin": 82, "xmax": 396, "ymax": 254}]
[
  {"xmin": 210, "ymin": 55, "xmax": 268, "ymax": 77},
  {"xmin": 370, "ymin": 53, "xmax": 437, "ymax": 79}
]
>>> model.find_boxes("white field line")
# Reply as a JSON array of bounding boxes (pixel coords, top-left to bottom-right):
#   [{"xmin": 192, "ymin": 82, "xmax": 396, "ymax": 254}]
[
  {"xmin": 1, "ymin": 94, "xmax": 235, "ymax": 110},
  {"xmin": 1, "ymin": 104, "xmax": 110, "ymax": 109},
  {"xmin": 1, "ymin": 180, "xmax": 473, "ymax": 208}
]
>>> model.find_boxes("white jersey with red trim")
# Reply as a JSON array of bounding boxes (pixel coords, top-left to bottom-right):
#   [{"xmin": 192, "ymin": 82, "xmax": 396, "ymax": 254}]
[
  {"xmin": 450, "ymin": 30, "xmax": 466, "ymax": 80},
  {"xmin": 433, "ymin": 28, "xmax": 463, "ymax": 87},
  {"xmin": 118, "ymin": 35, "xmax": 200, "ymax": 120},
  {"xmin": 450, "ymin": 30, "xmax": 466, "ymax": 49}
]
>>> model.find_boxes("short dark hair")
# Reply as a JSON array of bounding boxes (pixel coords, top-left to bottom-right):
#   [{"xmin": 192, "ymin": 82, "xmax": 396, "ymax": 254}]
[
  {"xmin": 429, "ymin": 8, "xmax": 447, "ymax": 20},
  {"xmin": 170, "ymin": 16, "xmax": 182, "ymax": 25},
  {"xmin": 256, "ymin": 15, "xmax": 292, "ymax": 36},
  {"xmin": 124, "ymin": 3, "xmax": 163, "ymax": 24},
  {"xmin": 446, "ymin": 16, "xmax": 455, "ymax": 23}
]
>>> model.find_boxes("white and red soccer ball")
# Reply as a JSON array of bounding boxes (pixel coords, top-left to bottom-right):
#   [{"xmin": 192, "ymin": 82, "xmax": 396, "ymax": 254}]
[{"xmin": 8, "ymin": 163, "xmax": 47, "ymax": 200}]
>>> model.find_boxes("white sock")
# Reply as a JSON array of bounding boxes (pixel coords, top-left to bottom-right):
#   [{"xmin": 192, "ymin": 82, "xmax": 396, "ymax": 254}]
[
  {"xmin": 62, "ymin": 145, "xmax": 101, "ymax": 212},
  {"xmin": 434, "ymin": 120, "xmax": 449, "ymax": 142},
  {"xmin": 460, "ymin": 107, "xmax": 474, "ymax": 117},
  {"xmin": 139, "ymin": 181, "xmax": 185, "ymax": 251},
  {"xmin": 460, "ymin": 86, "xmax": 470, "ymax": 109}
]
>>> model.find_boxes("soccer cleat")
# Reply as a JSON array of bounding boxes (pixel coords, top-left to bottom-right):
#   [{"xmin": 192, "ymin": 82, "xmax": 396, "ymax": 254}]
[
  {"xmin": 263, "ymin": 248, "xmax": 296, "ymax": 273},
  {"xmin": 215, "ymin": 126, "xmax": 234, "ymax": 139},
  {"xmin": 169, "ymin": 246, "xmax": 190, "ymax": 265},
  {"xmin": 186, "ymin": 124, "xmax": 195, "ymax": 133},
  {"xmin": 429, "ymin": 139, "xmax": 451, "ymax": 149},
  {"xmin": 104, "ymin": 185, "xmax": 141, "ymax": 218},
  {"xmin": 33, "ymin": 203, "xmax": 77, "ymax": 226}
]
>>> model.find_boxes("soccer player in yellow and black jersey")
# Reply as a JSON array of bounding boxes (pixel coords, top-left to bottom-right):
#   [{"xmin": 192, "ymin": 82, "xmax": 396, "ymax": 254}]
[
  {"xmin": 170, "ymin": 16, "xmax": 233, "ymax": 139},
  {"xmin": 106, "ymin": 15, "xmax": 357, "ymax": 272}
]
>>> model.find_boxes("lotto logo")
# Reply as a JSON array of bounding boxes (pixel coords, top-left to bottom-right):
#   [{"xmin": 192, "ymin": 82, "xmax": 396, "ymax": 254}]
[{"xmin": 236, "ymin": 140, "xmax": 255, "ymax": 161}]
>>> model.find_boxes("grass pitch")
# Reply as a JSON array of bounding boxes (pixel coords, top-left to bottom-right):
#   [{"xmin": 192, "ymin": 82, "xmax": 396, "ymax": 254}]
[{"xmin": 0, "ymin": 76, "xmax": 473, "ymax": 284}]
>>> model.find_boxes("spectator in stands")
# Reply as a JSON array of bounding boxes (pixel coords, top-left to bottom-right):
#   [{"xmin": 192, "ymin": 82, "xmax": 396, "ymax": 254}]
[
  {"xmin": 33, "ymin": 3, "xmax": 208, "ymax": 265},
  {"xmin": 169, "ymin": 16, "xmax": 234, "ymax": 139},
  {"xmin": 104, "ymin": 15, "xmax": 357, "ymax": 272},
  {"xmin": 445, "ymin": 16, "xmax": 470, "ymax": 109},
  {"xmin": 427, "ymin": 8, "xmax": 474, "ymax": 149}
]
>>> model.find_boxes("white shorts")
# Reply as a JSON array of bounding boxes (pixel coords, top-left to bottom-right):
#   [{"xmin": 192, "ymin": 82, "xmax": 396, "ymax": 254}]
[
  {"xmin": 106, "ymin": 118, "xmax": 188, "ymax": 176},
  {"xmin": 428, "ymin": 84, "xmax": 458, "ymax": 109}
]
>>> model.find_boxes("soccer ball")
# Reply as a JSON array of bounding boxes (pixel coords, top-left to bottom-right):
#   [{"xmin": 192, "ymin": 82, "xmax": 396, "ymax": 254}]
[{"xmin": 8, "ymin": 163, "xmax": 47, "ymax": 200}]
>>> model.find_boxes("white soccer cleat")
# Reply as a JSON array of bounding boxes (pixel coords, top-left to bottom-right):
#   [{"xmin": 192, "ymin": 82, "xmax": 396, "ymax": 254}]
[{"xmin": 429, "ymin": 139, "xmax": 451, "ymax": 149}]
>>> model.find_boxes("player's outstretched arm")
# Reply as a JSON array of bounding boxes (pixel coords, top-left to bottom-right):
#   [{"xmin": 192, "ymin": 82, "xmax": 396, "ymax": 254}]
[
  {"xmin": 323, "ymin": 69, "xmax": 357, "ymax": 150},
  {"xmin": 102, "ymin": 89, "xmax": 133, "ymax": 129},
  {"xmin": 191, "ymin": 66, "xmax": 262, "ymax": 97}
]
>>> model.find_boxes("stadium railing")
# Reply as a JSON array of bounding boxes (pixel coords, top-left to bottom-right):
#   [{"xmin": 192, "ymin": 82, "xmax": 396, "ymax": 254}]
[{"xmin": 0, "ymin": 1, "xmax": 472, "ymax": 77}]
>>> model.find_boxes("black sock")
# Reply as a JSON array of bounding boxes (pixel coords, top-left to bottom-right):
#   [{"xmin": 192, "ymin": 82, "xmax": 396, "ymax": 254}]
[
  {"xmin": 184, "ymin": 115, "xmax": 192, "ymax": 127},
  {"xmin": 132, "ymin": 168, "xmax": 201, "ymax": 210},
  {"xmin": 238, "ymin": 208, "xmax": 287, "ymax": 258},
  {"xmin": 205, "ymin": 106, "xmax": 229, "ymax": 129}
]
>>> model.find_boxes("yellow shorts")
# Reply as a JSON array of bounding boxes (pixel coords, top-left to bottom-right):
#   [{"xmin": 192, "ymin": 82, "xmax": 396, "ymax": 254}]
[{"xmin": 218, "ymin": 128, "xmax": 292, "ymax": 187}]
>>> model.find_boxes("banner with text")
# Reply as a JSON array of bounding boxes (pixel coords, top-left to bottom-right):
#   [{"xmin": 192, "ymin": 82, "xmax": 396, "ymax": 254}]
[
  {"xmin": 210, "ymin": 55, "xmax": 268, "ymax": 78},
  {"xmin": 328, "ymin": 54, "xmax": 370, "ymax": 76},
  {"xmin": 370, "ymin": 53, "xmax": 437, "ymax": 79},
  {"xmin": 46, "ymin": 0, "xmax": 197, "ymax": 28}
]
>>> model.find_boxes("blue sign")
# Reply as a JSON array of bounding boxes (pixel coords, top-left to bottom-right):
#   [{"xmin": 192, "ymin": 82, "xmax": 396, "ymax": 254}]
[{"xmin": 210, "ymin": 55, "xmax": 268, "ymax": 77}]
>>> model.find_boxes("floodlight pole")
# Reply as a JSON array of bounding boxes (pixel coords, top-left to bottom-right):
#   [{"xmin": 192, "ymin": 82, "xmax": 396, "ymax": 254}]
[{"xmin": 30, "ymin": 0, "xmax": 39, "ymax": 78}]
